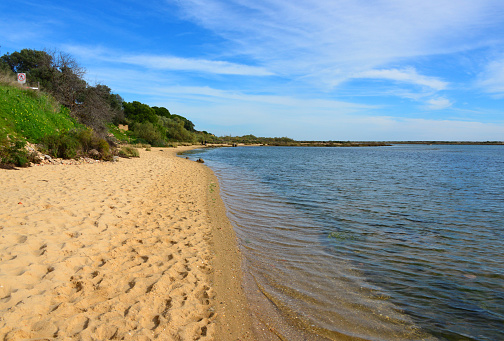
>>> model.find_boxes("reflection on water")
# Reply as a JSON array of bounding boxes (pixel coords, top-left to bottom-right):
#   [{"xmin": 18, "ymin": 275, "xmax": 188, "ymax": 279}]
[{"xmin": 185, "ymin": 145, "xmax": 504, "ymax": 340}]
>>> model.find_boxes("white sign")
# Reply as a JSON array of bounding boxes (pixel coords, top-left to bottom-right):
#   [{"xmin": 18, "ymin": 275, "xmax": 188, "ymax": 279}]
[{"xmin": 17, "ymin": 73, "xmax": 26, "ymax": 84}]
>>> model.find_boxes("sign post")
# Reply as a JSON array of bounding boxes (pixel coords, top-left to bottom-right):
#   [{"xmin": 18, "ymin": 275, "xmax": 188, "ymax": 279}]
[{"xmin": 17, "ymin": 73, "xmax": 26, "ymax": 84}]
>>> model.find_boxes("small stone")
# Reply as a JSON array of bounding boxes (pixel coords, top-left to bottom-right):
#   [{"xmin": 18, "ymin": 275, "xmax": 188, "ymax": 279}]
[{"xmin": 89, "ymin": 149, "xmax": 100, "ymax": 159}]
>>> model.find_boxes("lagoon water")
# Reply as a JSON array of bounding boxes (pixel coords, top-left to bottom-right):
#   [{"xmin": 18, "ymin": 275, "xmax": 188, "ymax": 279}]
[{"xmin": 185, "ymin": 145, "xmax": 504, "ymax": 340}]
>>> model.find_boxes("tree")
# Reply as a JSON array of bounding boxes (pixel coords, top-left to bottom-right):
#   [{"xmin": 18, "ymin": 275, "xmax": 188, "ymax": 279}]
[
  {"xmin": 0, "ymin": 49, "xmax": 86, "ymax": 109},
  {"xmin": 45, "ymin": 50, "xmax": 86, "ymax": 110},
  {"xmin": 152, "ymin": 106, "xmax": 171, "ymax": 118},
  {"xmin": 73, "ymin": 85, "xmax": 113, "ymax": 135},
  {"xmin": 1, "ymin": 49, "xmax": 124, "ymax": 137},
  {"xmin": 123, "ymin": 101, "xmax": 157, "ymax": 124},
  {"xmin": 172, "ymin": 114, "xmax": 195, "ymax": 132},
  {"xmin": 0, "ymin": 49, "xmax": 52, "ymax": 75}
]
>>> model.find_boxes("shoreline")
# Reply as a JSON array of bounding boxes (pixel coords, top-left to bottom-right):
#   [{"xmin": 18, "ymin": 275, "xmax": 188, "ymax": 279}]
[{"xmin": 0, "ymin": 146, "xmax": 254, "ymax": 340}]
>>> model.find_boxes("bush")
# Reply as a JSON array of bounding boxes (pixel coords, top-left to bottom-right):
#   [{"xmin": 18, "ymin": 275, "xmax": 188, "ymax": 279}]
[
  {"xmin": 118, "ymin": 146, "xmax": 139, "ymax": 158},
  {"xmin": 75, "ymin": 128, "xmax": 95, "ymax": 152},
  {"xmin": 96, "ymin": 138, "xmax": 112, "ymax": 160},
  {"xmin": 39, "ymin": 128, "xmax": 113, "ymax": 160},
  {"xmin": 0, "ymin": 138, "xmax": 30, "ymax": 167},
  {"xmin": 132, "ymin": 121, "xmax": 165, "ymax": 145},
  {"xmin": 40, "ymin": 132, "xmax": 79, "ymax": 159}
]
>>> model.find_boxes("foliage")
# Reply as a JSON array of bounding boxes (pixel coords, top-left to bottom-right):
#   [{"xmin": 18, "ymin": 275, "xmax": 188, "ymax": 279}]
[
  {"xmin": 172, "ymin": 114, "xmax": 195, "ymax": 132},
  {"xmin": 123, "ymin": 101, "xmax": 157, "ymax": 124},
  {"xmin": 40, "ymin": 131, "xmax": 79, "ymax": 159},
  {"xmin": 131, "ymin": 121, "xmax": 166, "ymax": 146},
  {"xmin": 0, "ymin": 137, "xmax": 30, "ymax": 167},
  {"xmin": 39, "ymin": 128, "xmax": 113, "ymax": 160},
  {"xmin": 1, "ymin": 49, "xmax": 123, "ymax": 136},
  {"xmin": 73, "ymin": 84, "xmax": 123, "ymax": 136},
  {"xmin": 152, "ymin": 106, "xmax": 171, "ymax": 118},
  {"xmin": 205, "ymin": 134, "xmax": 296, "ymax": 145},
  {"xmin": 0, "ymin": 84, "xmax": 78, "ymax": 142},
  {"xmin": 118, "ymin": 146, "xmax": 140, "ymax": 158},
  {"xmin": 158, "ymin": 116, "xmax": 195, "ymax": 142},
  {"xmin": 107, "ymin": 124, "xmax": 130, "ymax": 143},
  {"xmin": 3, "ymin": 48, "xmax": 303, "ymax": 155},
  {"xmin": 0, "ymin": 69, "xmax": 18, "ymax": 86}
]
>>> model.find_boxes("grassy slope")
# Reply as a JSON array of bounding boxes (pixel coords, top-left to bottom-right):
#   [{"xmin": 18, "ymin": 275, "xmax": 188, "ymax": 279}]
[{"xmin": 0, "ymin": 84, "xmax": 79, "ymax": 143}]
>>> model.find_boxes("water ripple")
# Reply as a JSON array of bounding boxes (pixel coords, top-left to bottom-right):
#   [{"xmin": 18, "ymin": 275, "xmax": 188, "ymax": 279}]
[{"xmin": 186, "ymin": 145, "xmax": 504, "ymax": 341}]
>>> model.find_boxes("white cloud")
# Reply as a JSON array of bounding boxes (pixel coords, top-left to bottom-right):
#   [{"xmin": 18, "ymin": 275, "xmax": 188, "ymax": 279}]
[
  {"xmin": 64, "ymin": 45, "xmax": 273, "ymax": 76},
  {"xmin": 177, "ymin": 0, "xmax": 504, "ymax": 84},
  {"xmin": 119, "ymin": 55, "xmax": 273, "ymax": 76},
  {"xmin": 477, "ymin": 57, "xmax": 504, "ymax": 97},
  {"xmin": 425, "ymin": 97, "xmax": 453, "ymax": 110},
  {"xmin": 354, "ymin": 68, "xmax": 448, "ymax": 91}
]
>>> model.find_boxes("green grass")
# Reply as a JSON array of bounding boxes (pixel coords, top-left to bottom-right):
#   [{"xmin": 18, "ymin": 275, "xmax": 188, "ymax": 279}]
[
  {"xmin": 0, "ymin": 84, "xmax": 79, "ymax": 143},
  {"xmin": 107, "ymin": 123, "xmax": 131, "ymax": 143}
]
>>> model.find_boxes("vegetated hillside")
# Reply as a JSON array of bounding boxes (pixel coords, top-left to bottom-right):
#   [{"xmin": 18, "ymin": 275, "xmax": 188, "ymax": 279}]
[
  {"xmin": 0, "ymin": 49, "xmax": 215, "ymax": 150},
  {"xmin": 0, "ymin": 83, "xmax": 79, "ymax": 143},
  {"xmin": 0, "ymin": 80, "xmax": 121, "ymax": 167},
  {"xmin": 0, "ymin": 49, "xmax": 215, "ymax": 167}
]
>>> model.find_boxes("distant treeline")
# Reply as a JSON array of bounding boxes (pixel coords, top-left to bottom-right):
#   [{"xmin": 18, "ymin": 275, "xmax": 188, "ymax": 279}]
[
  {"xmin": 385, "ymin": 141, "xmax": 504, "ymax": 145},
  {"xmin": 208, "ymin": 135, "xmax": 391, "ymax": 146}
]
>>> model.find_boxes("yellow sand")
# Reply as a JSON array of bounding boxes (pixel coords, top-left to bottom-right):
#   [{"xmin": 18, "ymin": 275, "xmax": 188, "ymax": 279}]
[{"xmin": 0, "ymin": 147, "xmax": 254, "ymax": 340}]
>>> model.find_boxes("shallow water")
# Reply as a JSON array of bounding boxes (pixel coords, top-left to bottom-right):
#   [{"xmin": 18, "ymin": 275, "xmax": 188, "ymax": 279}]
[{"xmin": 185, "ymin": 145, "xmax": 504, "ymax": 340}]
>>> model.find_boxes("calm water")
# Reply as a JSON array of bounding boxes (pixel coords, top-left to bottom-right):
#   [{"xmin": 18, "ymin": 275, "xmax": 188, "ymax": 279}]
[{"xmin": 185, "ymin": 145, "xmax": 504, "ymax": 340}]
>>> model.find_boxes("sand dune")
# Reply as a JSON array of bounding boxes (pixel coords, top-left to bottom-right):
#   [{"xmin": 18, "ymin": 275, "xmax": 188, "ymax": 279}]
[{"xmin": 0, "ymin": 147, "xmax": 253, "ymax": 340}]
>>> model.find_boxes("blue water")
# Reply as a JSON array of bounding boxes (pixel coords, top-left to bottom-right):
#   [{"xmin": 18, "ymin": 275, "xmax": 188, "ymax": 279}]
[{"xmin": 185, "ymin": 145, "xmax": 504, "ymax": 340}]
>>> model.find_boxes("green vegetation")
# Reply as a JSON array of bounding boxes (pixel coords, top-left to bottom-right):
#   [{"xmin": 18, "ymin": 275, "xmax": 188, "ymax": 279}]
[
  {"xmin": 0, "ymin": 139, "xmax": 32, "ymax": 168},
  {"xmin": 118, "ymin": 146, "xmax": 140, "ymax": 158},
  {"xmin": 39, "ymin": 128, "xmax": 113, "ymax": 160},
  {"xmin": 328, "ymin": 231, "xmax": 359, "ymax": 241},
  {"xmin": 0, "ymin": 84, "xmax": 78, "ymax": 142},
  {"xmin": 207, "ymin": 134, "xmax": 296, "ymax": 145},
  {"xmin": 1, "ymin": 47, "xmax": 394, "ymax": 168},
  {"xmin": 0, "ymin": 48, "xmax": 213, "ymax": 167}
]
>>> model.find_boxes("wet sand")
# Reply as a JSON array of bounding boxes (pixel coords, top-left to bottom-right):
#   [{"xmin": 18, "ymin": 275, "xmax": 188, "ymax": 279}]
[{"xmin": 0, "ymin": 146, "xmax": 254, "ymax": 340}]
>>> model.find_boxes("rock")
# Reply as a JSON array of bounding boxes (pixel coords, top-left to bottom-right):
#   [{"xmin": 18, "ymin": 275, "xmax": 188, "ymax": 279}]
[
  {"xmin": 89, "ymin": 149, "xmax": 100, "ymax": 159},
  {"xmin": 113, "ymin": 156, "xmax": 119, "ymax": 162},
  {"xmin": 196, "ymin": 158, "xmax": 204, "ymax": 163}
]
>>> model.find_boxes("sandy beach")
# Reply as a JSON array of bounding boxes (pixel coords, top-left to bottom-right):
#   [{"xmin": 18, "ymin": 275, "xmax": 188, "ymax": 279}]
[{"xmin": 0, "ymin": 146, "xmax": 254, "ymax": 340}]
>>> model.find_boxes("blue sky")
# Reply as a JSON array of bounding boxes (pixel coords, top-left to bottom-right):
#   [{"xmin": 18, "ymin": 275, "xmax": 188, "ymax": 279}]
[{"xmin": 1, "ymin": 0, "xmax": 504, "ymax": 140}]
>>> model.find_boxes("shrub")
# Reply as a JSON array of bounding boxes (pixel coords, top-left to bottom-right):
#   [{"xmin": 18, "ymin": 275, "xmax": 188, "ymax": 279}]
[
  {"xmin": 39, "ymin": 128, "xmax": 115, "ymax": 161},
  {"xmin": 118, "ymin": 146, "xmax": 139, "ymax": 158},
  {"xmin": 132, "ymin": 121, "xmax": 165, "ymax": 145},
  {"xmin": 96, "ymin": 138, "xmax": 112, "ymax": 160},
  {"xmin": 151, "ymin": 139, "xmax": 167, "ymax": 147},
  {"xmin": 0, "ymin": 138, "xmax": 30, "ymax": 167},
  {"xmin": 75, "ymin": 128, "xmax": 95, "ymax": 152},
  {"xmin": 40, "ymin": 132, "xmax": 79, "ymax": 159}
]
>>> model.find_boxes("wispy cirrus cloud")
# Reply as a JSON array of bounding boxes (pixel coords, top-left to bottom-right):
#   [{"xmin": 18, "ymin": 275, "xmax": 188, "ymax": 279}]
[
  {"xmin": 118, "ymin": 55, "xmax": 273, "ymax": 76},
  {"xmin": 476, "ymin": 57, "xmax": 504, "ymax": 97},
  {"xmin": 176, "ymin": 0, "xmax": 504, "ymax": 82},
  {"xmin": 353, "ymin": 68, "xmax": 448, "ymax": 91},
  {"xmin": 64, "ymin": 45, "xmax": 273, "ymax": 76}
]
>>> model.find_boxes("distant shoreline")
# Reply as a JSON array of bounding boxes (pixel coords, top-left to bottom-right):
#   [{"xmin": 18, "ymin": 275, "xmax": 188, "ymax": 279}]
[{"xmin": 197, "ymin": 141, "xmax": 504, "ymax": 149}]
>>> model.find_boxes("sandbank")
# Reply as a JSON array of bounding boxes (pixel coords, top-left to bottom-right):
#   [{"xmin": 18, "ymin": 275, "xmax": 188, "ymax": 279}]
[{"xmin": 0, "ymin": 146, "xmax": 254, "ymax": 340}]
